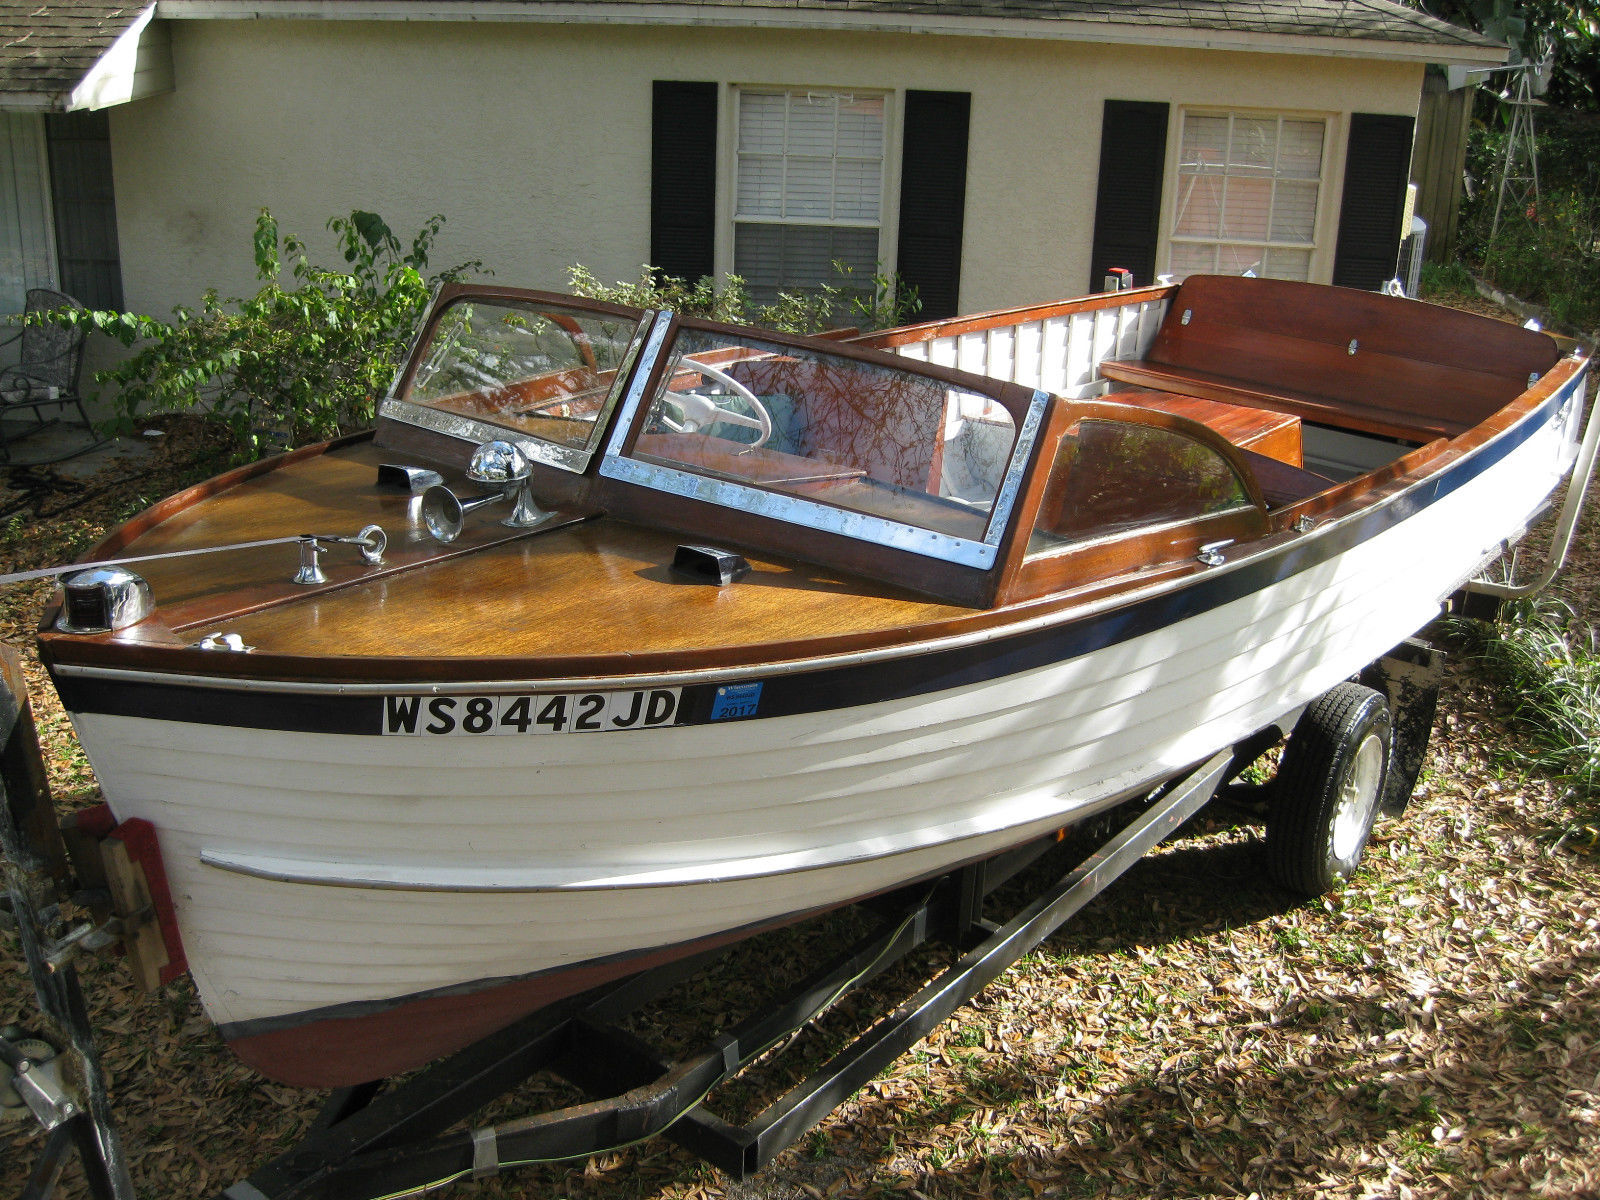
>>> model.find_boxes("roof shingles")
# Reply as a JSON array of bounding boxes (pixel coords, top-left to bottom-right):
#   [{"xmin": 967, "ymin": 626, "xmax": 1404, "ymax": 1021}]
[
  {"xmin": 633, "ymin": 0, "xmax": 1495, "ymax": 46},
  {"xmin": 0, "ymin": 0, "xmax": 1498, "ymax": 103},
  {"xmin": 0, "ymin": 2, "xmax": 144, "ymax": 98}
]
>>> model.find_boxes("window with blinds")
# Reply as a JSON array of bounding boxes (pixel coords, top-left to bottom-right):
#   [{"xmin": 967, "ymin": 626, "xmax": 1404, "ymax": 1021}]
[
  {"xmin": 733, "ymin": 88, "xmax": 886, "ymax": 309},
  {"xmin": 1168, "ymin": 112, "xmax": 1327, "ymax": 282}
]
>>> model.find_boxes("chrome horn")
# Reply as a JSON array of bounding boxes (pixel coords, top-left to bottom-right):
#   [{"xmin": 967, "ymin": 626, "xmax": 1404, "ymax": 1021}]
[
  {"xmin": 420, "ymin": 440, "xmax": 552, "ymax": 543},
  {"xmin": 419, "ymin": 487, "xmax": 505, "ymax": 543}
]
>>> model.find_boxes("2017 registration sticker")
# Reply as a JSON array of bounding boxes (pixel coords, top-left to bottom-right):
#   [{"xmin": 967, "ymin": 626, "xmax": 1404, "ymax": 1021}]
[{"xmin": 382, "ymin": 688, "xmax": 680, "ymax": 735}]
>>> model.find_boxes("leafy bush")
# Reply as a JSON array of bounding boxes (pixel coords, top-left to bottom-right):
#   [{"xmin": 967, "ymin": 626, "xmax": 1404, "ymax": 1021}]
[
  {"xmin": 565, "ymin": 264, "xmax": 751, "ymax": 324},
  {"xmin": 50, "ymin": 210, "xmax": 481, "ymax": 455},
  {"xmin": 566, "ymin": 261, "xmax": 920, "ymax": 335},
  {"xmin": 1458, "ymin": 111, "xmax": 1600, "ymax": 333}
]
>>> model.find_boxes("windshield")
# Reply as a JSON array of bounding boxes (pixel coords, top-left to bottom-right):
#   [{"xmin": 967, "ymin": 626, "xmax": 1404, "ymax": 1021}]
[
  {"xmin": 618, "ymin": 326, "xmax": 1028, "ymax": 554},
  {"xmin": 405, "ymin": 297, "xmax": 649, "ymax": 460}
]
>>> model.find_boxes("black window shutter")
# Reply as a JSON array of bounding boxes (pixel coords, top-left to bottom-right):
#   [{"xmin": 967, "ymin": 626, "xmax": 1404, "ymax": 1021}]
[
  {"xmin": 1089, "ymin": 100, "xmax": 1169, "ymax": 292},
  {"xmin": 651, "ymin": 81, "xmax": 718, "ymax": 284},
  {"xmin": 896, "ymin": 90, "xmax": 970, "ymax": 321},
  {"xmin": 1332, "ymin": 113, "xmax": 1415, "ymax": 291},
  {"xmin": 44, "ymin": 110, "xmax": 123, "ymax": 311}
]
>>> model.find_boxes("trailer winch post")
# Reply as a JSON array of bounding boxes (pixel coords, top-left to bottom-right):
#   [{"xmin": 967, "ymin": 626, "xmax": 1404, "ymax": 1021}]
[{"xmin": 1, "ymin": 646, "xmax": 135, "ymax": 1200}]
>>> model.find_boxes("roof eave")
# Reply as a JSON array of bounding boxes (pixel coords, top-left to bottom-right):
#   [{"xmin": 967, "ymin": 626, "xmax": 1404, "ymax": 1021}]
[
  {"xmin": 64, "ymin": 4, "xmax": 174, "ymax": 111},
  {"xmin": 151, "ymin": 1, "xmax": 1511, "ymax": 66},
  {"xmin": 0, "ymin": 91, "xmax": 59, "ymax": 111}
]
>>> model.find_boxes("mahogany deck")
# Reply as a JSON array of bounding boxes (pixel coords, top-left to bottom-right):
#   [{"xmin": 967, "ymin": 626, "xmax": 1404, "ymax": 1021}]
[
  {"xmin": 35, "ymin": 280, "xmax": 1579, "ymax": 684},
  {"xmin": 39, "ymin": 440, "xmax": 969, "ymax": 674}
]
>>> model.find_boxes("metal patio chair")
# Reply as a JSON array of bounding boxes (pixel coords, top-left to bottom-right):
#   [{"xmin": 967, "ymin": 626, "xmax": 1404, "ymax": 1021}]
[{"xmin": 0, "ymin": 287, "xmax": 97, "ymax": 464}]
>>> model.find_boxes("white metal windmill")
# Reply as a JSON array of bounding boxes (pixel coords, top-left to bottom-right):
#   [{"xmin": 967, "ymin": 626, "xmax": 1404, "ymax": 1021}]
[{"xmin": 1487, "ymin": 42, "xmax": 1556, "ymax": 241}]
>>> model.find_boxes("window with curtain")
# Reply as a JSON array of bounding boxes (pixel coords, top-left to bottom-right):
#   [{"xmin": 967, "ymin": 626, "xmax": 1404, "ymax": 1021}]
[
  {"xmin": 1, "ymin": 113, "xmax": 56, "ymax": 321},
  {"xmin": 1168, "ymin": 112, "xmax": 1327, "ymax": 282},
  {"xmin": 733, "ymin": 88, "xmax": 886, "ymax": 310}
]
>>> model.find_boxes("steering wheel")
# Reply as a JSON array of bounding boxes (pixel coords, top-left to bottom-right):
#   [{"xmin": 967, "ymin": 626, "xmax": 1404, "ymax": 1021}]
[{"xmin": 661, "ymin": 357, "xmax": 773, "ymax": 449}]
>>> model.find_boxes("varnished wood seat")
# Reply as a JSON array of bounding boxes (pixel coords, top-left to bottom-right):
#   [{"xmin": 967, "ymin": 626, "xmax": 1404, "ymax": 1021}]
[
  {"xmin": 1101, "ymin": 359, "xmax": 1463, "ymax": 442},
  {"xmin": 1098, "ymin": 276, "xmax": 1560, "ymax": 445}
]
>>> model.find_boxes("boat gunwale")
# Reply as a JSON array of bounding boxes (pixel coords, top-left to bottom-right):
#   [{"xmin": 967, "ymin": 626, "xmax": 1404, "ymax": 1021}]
[
  {"xmin": 40, "ymin": 348, "xmax": 1589, "ymax": 697},
  {"xmin": 34, "ymin": 267, "xmax": 1590, "ymax": 686}
]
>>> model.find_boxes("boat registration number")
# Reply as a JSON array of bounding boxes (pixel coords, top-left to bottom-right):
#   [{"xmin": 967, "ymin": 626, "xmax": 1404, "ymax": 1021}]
[{"xmin": 382, "ymin": 689, "xmax": 681, "ymax": 736}]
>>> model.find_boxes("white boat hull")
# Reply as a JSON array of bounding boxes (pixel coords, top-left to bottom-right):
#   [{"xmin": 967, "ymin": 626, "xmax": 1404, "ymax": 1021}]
[{"xmin": 56, "ymin": 376, "xmax": 1584, "ymax": 1084}]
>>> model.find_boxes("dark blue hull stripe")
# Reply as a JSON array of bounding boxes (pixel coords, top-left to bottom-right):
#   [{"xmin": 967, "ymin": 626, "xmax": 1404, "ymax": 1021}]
[{"xmin": 53, "ymin": 388, "xmax": 1576, "ymax": 737}]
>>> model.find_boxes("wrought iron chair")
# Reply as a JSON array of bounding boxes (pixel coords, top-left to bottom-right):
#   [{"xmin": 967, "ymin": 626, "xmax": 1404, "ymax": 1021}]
[{"xmin": 0, "ymin": 287, "xmax": 95, "ymax": 463}]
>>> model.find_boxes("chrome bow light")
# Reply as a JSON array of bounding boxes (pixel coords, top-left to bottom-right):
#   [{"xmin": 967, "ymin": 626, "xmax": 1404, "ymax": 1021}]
[
  {"xmin": 421, "ymin": 440, "xmax": 551, "ymax": 543},
  {"xmin": 56, "ymin": 566, "xmax": 154, "ymax": 633}
]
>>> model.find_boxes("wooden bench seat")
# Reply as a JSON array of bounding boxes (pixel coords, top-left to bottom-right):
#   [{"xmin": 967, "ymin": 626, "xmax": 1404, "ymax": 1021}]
[
  {"xmin": 1099, "ymin": 275, "xmax": 1560, "ymax": 446},
  {"xmin": 1100, "ymin": 359, "xmax": 1462, "ymax": 442}
]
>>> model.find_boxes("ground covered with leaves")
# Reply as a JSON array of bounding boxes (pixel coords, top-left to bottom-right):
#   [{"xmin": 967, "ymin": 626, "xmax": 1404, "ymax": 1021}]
[{"xmin": 3, "ymin": 418, "xmax": 1598, "ymax": 1200}]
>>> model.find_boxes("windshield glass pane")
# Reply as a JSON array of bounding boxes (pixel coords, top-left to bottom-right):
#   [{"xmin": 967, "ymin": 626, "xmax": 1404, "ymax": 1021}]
[
  {"xmin": 1030, "ymin": 418, "xmax": 1253, "ymax": 553},
  {"xmin": 406, "ymin": 298, "xmax": 648, "ymax": 452},
  {"xmin": 628, "ymin": 329, "xmax": 1019, "ymax": 542}
]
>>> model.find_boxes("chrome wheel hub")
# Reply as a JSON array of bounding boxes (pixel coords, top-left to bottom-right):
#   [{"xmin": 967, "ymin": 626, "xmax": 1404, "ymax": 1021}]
[{"xmin": 1331, "ymin": 731, "xmax": 1385, "ymax": 861}]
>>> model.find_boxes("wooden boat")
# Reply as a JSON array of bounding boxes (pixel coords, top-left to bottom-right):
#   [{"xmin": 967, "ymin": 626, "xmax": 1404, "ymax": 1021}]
[{"xmin": 28, "ymin": 275, "xmax": 1592, "ymax": 1088}]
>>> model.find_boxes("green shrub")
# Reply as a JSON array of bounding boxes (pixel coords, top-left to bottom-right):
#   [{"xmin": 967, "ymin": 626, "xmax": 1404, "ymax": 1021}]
[
  {"xmin": 567, "ymin": 261, "xmax": 920, "ymax": 335},
  {"xmin": 566, "ymin": 263, "xmax": 750, "ymax": 324},
  {"xmin": 46, "ymin": 210, "xmax": 481, "ymax": 456},
  {"xmin": 1458, "ymin": 112, "xmax": 1600, "ymax": 334},
  {"xmin": 1454, "ymin": 596, "xmax": 1600, "ymax": 820}
]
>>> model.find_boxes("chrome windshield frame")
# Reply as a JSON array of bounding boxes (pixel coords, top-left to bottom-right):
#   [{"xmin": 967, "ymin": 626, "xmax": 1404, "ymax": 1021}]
[
  {"xmin": 382, "ymin": 301, "xmax": 656, "ymax": 476},
  {"xmin": 599, "ymin": 315, "xmax": 1049, "ymax": 570}
]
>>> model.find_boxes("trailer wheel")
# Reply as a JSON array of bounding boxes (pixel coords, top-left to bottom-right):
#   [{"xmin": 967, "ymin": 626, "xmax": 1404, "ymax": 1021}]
[{"xmin": 1267, "ymin": 682, "xmax": 1391, "ymax": 896}]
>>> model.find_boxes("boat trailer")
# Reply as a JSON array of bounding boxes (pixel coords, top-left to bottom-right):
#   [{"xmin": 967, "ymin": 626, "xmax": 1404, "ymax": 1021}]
[{"xmin": 2, "ymin": 643, "xmax": 1445, "ymax": 1200}]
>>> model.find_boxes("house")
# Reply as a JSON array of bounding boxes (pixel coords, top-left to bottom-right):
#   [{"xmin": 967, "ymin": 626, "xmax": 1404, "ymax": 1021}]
[{"xmin": 2, "ymin": 0, "xmax": 1504, "ymax": 338}]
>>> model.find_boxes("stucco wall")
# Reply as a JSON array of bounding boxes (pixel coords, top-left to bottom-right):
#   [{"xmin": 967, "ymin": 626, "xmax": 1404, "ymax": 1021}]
[{"xmin": 107, "ymin": 18, "xmax": 1423, "ymax": 318}]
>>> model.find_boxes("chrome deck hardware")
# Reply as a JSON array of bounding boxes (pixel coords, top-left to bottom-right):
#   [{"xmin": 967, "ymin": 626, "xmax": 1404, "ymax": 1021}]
[
  {"xmin": 422, "ymin": 440, "xmax": 554, "ymax": 542},
  {"xmin": 294, "ymin": 538, "xmax": 327, "ymax": 585},
  {"xmin": 196, "ymin": 632, "xmax": 253, "ymax": 652},
  {"xmin": 293, "ymin": 526, "xmax": 385, "ymax": 585},
  {"xmin": 5, "ymin": 526, "xmax": 390, "ymax": 609},
  {"xmin": 56, "ymin": 567, "xmax": 153, "ymax": 633}
]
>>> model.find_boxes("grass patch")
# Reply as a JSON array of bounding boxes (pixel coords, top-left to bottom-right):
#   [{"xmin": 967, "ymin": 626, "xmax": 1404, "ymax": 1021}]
[
  {"xmin": 1452, "ymin": 597, "xmax": 1600, "ymax": 825},
  {"xmin": 1418, "ymin": 260, "xmax": 1480, "ymax": 305}
]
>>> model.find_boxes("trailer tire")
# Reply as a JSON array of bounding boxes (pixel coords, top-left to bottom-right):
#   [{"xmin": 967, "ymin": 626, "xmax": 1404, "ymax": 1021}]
[{"xmin": 1266, "ymin": 682, "xmax": 1391, "ymax": 896}]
